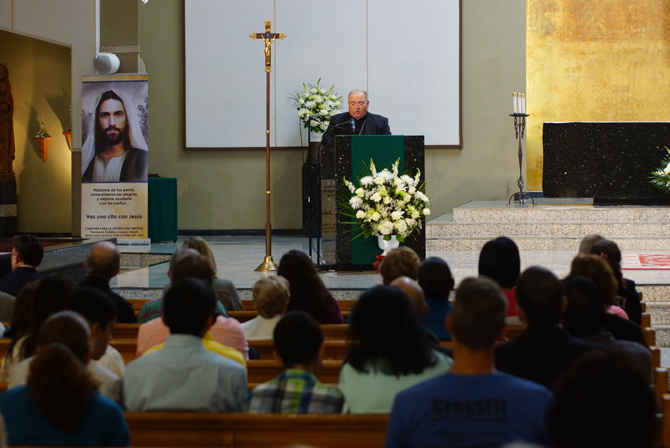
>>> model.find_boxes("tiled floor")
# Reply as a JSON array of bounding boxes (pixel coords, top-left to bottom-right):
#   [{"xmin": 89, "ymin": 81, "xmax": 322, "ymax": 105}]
[{"xmin": 111, "ymin": 236, "xmax": 670, "ymax": 290}]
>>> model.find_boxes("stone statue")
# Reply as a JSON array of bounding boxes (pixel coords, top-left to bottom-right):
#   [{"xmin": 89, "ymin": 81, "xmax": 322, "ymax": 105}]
[{"xmin": 0, "ymin": 63, "xmax": 15, "ymax": 181}]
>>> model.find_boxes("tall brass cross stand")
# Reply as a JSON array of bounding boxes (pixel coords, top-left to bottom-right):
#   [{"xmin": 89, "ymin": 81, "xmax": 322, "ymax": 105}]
[{"xmin": 250, "ymin": 20, "xmax": 285, "ymax": 272}]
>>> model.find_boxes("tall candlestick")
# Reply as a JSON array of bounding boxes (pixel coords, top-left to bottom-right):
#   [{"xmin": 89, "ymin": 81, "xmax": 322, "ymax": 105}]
[{"xmin": 521, "ymin": 93, "xmax": 526, "ymax": 114}]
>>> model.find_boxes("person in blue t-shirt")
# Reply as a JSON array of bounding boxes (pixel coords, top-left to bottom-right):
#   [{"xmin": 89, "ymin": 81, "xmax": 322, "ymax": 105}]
[
  {"xmin": 418, "ymin": 257, "xmax": 454, "ymax": 341},
  {"xmin": 385, "ymin": 277, "xmax": 553, "ymax": 448}
]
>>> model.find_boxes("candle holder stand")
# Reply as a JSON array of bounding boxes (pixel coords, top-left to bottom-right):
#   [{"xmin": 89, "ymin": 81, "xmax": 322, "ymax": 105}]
[{"xmin": 508, "ymin": 113, "xmax": 534, "ymax": 206}]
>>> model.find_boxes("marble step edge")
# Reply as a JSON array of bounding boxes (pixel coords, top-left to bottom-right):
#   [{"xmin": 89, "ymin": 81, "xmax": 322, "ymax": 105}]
[
  {"xmin": 651, "ymin": 326, "xmax": 670, "ymax": 348},
  {"xmin": 644, "ymin": 304, "xmax": 670, "ymax": 326},
  {"xmin": 427, "ymin": 222, "xmax": 670, "ymax": 237},
  {"xmin": 119, "ymin": 253, "xmax": 171, "ymax": 268},
  {"xmin": 427, "ymin": 236, "xmax": 670, "ymax": 251},
  {"xmin": 452, "ymin": 209, "xmax": 670, "ymax": 222}
]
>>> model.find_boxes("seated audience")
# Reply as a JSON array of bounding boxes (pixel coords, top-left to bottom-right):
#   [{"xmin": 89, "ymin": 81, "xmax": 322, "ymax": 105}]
[
  {"xmin": 123, "ymin": 278, "xmax": 247, "ymax": 412},
  {"xmin": 547, "ymin": 351, "xmax": 659, "ymax": 448},
  {"xmin": 0, "ymin": 290, "xmax": 14, "ymax": 324},
  {"xmin": 249, "ymin": 311, "xmax": 347, "ymax": 413},
  {"xmin": 495, "ymin": 266, "xmax": 603, "ymax": 390},
  {"xmin": 2, "ymin": 280, "xmax": 39, "ymax": 339},
  {"xmin": 561, "ymin": 275, "xmax": 652, "ymax": 383},
  {"xmin": 478, "ymin": 236, "xmax": 520, "ymax": 317},
  {"xmin": 0, "ymin": 318, "xmax": 130, "ymax": 446},
  {"xmin": 590, "ymin": 239, "xmax": 642, "ymax": 325},
  {"xmin": 9, "ymin": 309, "xmax": 121, "ymax": 402},
  {"xmin": 138, "ymin": 248, "xmax": 228, "ymax": 323},
  {"xmin": 385, "ymin": 277, "xmax": 552, "ymax": 448},
  {"xmin": 241, "ymin": 276, "xmax": 290, "ymax": 341},
  {"xmin": 0, "ymin": 274, "xmax": 74, "ymax": 381},
  {"xmin": 136, "ymin": 250, "xmax": 248, "ymax": 359},
  {"xmin": 0, "ymin": 234, "xmax": 44, "ymax": 297},
  {"xmin": 78, "ymin": 242, "xmax": 136, "ymax": 323},
  {"xmin": 177, "ymin": 236, "xmax": 243, "ymax": 311},
  {"xmin": 338, "ymin": 285, "xmax": 452, "ymax": 413},
  {"xmin": 578, "ymin": 233, "xmax": 605, "ymax": 254},
  {"xmin": 569, "ymin": 254, "xmax": 647, "ymax": 346},
  {"xmin": 418, "ymin": 257, "xmax": 454, "ymax": 341},
  {"xmin": 278, "ymin": 250, "xmax": 343, "ymax": 324},
  {"xmin": 379, "ymin": 246, "xmax": 421, "ymax": 285}
]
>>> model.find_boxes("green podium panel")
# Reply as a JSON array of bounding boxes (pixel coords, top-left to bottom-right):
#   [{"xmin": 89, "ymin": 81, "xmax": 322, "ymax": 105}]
[
  {"xmin": 350, "ymin": 136, "xmax": 405, "ymax": 265},
  {"xmin": 148, "ymin": 177, "xmax": 178, "ymax": 242},
  {"xmin": 320, "ymin": 135, "xmax": 425, "ymax": 270}
]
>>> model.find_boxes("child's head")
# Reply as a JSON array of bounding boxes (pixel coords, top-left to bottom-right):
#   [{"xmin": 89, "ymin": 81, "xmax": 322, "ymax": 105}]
[{"xmin": 273, "ymin": 311, "xmax": 323, "ymax": 370}]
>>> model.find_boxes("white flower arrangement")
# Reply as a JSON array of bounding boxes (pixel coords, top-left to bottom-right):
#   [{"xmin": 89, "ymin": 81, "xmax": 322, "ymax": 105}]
[
  {"xmin": 292, "ymin": 79, "xmax": 341, "ymax": 134},
  {"xmin": 650, "ymin": 147, "xmax": 670, "ymax": 194},
  {"xmin": 341, "ymin": 159, "xmax": 430, "ymax": 241}
]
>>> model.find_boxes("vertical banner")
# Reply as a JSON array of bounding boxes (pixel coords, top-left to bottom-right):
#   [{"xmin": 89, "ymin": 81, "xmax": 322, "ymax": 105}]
[{"xmin": 81, "ymin": 75, "xmax": 149, "ymax": 242}]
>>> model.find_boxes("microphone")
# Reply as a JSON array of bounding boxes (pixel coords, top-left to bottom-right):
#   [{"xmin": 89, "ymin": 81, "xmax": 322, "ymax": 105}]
[{"xmin": 350, "ymin": 118, "xmax": 355, "ymax": 133}]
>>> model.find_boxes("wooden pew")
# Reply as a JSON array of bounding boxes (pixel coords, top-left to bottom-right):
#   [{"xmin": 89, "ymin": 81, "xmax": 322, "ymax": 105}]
[
  {"xmin": 247, "ymin": 360, "xmax": 342, "ymax": 384},
  {"xmin": 113, "ymin": 323, "xmax": 353, "ymax": 341},
  {"xmin": 656, "ymin": 368, "xmax": 669, "ymax": 409},
  {"xmin": 645, "ymin": 327, "xmax": 657, "ymax": 347},
  {"xmin": 241, "ymin": 299, "xmax": 357, "ymax": 312},
  {"xmin": 126, "ymin": 412, "xmax": 388, "ymax": 448},
  {"xmin": 112, "ymin": 323, "xmax": 140, "ymax": 340},
  {"xmin": 642, "ymin": 312, "xmax": 652, "ymax": 329},
  {"xmin": 250, "ymin": 340, "xmax": 349, "ymax": 360}
]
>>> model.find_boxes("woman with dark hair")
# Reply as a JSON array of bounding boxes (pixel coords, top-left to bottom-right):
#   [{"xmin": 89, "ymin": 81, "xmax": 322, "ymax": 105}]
[
  {"xmin": 590, "ymin": 239, "xmax": 642, "ymax": 325},
  {"xmin": 277, "ymin": 250, "xmax": 343, "ymax": 324},
  {"xmin": 478, "ymin": 237, "xmax": 520, "ymax": 317},
  {"xmin": 569, "ymin": 254, "xmax": 647, "ymax": 347},
  {"xmin": 0, "ymin": 274, "xmax": 74, "ymax": 381},
  {"xmin": 338, "ymin": 285, "xmax": 453, "ymax": 413},
  {"xmin": 3, "ymin": 280, "xmax": 39, "ymax": 339},
  {"xmin": 0, "ymin": 342, "xmax": 130, "ymax": 446}
]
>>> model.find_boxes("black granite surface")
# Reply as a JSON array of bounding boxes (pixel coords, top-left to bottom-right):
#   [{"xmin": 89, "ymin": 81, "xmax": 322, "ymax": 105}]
[
  {"xmin": 302, "ymin": 164, "xmax": 320, "ymax": 238},
  {"xmin": 543, "ymin": 122, "xmax": 670, "ymax": 199}
]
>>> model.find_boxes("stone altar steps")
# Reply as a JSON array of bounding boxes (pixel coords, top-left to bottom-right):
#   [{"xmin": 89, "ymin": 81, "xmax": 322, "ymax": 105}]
[{"xmin": 427, "ymin": 201, "xmax": 670, "ymax": 251}]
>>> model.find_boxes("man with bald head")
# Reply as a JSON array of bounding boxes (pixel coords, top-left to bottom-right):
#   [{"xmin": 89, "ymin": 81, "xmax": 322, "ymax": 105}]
[
  {"xmin": 323, "ymin": 89, "xmax": 390, "ymax": 145},
  {"xmin": 390, "ymin": 276, "xmax": 427, "ymax": 317},
  {"xmin": 390, "ymin": 276, "xmax": 451, "ymax": 357},
  {"xmin": 78, "ymin": 241, "xmax": 137, "ymax": 323}
]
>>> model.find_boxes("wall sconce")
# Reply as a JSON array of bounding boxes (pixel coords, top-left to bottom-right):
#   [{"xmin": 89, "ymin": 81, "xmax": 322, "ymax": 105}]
[
  {"xmin": 62, "ymin": 129, "xmax": 72, "ymax": 150},
  {"xmin": 33, "ymin": 122, "xmax": 51, "ymax": 162}
]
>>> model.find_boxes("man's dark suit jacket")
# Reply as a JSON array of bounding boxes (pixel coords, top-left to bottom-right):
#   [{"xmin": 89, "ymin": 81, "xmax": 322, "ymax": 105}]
[
  {"xmin": 322, "ymin": 112, "xmax": 391, "ymax": 145},
  {"xmin": 78, "ymin": 275, "xmax": 137, "ymax": 323},
  {"xmin": 494, "ymin": 325, "xmax": 605, "ymax": 390},
  {"xmin": 0, "ymin": 266, "xmax": 44, "ymax": 297}
]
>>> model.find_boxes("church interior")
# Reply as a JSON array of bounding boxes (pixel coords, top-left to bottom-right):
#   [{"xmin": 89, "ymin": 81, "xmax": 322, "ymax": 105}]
[{"xmin": 1, "ymin": 0, "xmax": 670, "ymax": 446}]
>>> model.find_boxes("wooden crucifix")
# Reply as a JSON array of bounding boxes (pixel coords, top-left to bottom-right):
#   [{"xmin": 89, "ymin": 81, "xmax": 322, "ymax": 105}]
[{"xmin": 250, "ymin": 20, "xmax": 285, "ymax": 272}]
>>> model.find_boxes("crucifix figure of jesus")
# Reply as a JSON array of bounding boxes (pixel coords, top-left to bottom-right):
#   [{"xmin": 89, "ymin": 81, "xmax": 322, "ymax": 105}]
[
  {"xmin": 249, "ymin": 20, "xmax": 285, "ymax": 272},
  {"xmin": 250, "ymin": 20, "xmax": 286, "ymax": 73}
]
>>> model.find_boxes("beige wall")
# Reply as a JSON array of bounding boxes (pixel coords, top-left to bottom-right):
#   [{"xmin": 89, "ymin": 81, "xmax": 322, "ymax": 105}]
[
  {"xmin": 0, "ymin": 30, "xmax": 72, "ymax": 233},
  {"xmin": 137, "ymin": 0, "xmax": 526, "ymax": 230}
]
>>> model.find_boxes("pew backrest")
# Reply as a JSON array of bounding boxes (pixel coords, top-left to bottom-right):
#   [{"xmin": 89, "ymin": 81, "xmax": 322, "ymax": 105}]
[{"xmin": 125, "ymin": 412, "xmax": 388, "ymax": 448}]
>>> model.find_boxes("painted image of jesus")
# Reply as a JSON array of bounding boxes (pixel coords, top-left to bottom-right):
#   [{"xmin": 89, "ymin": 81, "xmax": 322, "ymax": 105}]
[{"xmin": 81, "ymin": 89, "xmax": 148, "ymax": 182}]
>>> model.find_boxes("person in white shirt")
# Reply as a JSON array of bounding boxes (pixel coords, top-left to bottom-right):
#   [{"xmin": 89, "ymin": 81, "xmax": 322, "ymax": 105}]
[{"xmin": 242, "ymin": 276, "xmax": 290, "ymax": 341}]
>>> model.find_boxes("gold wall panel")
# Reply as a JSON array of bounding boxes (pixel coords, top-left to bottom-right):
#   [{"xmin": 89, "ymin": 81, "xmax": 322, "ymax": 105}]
[{"xmin": 527, "ymin": 0, "xmax": 670, "ymax": 190}]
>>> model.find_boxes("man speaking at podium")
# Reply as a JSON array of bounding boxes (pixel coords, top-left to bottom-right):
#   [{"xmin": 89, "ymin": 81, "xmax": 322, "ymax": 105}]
[{"xmin": 323, "ymin": 89, "xmax": 391, "ymax": 145}]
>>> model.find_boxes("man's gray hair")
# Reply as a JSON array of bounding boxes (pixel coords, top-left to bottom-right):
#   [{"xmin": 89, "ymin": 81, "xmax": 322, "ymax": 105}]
[
  {"xmin": 169, "ymin": 247, "xmax": 200, "ymax": 276},
  {"xmin": 85, "ymin": 242, "xmax": 120, "ymax": 281},
  {"xmin": 348, "ymin": 89, "xmax": 368, "ymax": 101}
]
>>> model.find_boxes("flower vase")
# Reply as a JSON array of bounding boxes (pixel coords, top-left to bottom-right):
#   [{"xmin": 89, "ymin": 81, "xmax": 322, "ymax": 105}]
[
  {"xmin": 307, "ymin": 131, "xmax": 322, "ymax": 164},
  {"xmin": 378, "ymin": 235, "xmax": 400, "ymax": 255}
]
